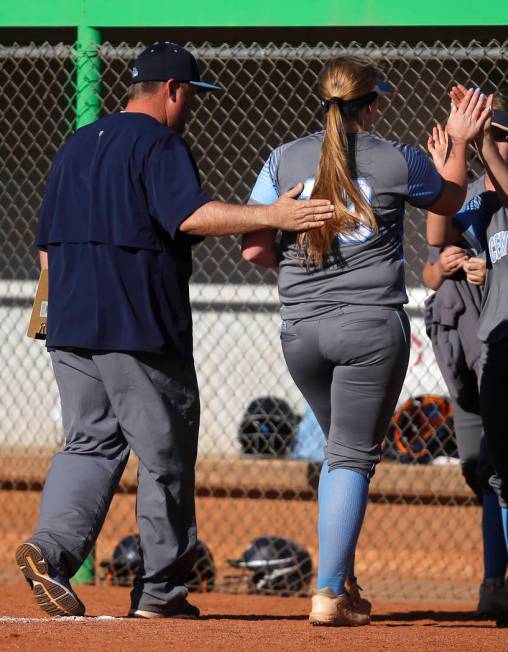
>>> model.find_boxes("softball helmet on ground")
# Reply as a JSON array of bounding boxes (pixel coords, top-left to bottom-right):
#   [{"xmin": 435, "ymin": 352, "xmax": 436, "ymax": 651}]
[{"xmin": 228, "ymin": 536, "xmax": 313, "ymax": 595}]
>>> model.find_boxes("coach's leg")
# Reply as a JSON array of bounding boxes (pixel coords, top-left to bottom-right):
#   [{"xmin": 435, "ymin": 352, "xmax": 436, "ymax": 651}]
[
  {"xmin": 96, "ymin": 352, "xmax": 200, "ymax": 614},
  {"xmin": 30, "ymin": 349, "xmax": 130, "ymax": 577}
]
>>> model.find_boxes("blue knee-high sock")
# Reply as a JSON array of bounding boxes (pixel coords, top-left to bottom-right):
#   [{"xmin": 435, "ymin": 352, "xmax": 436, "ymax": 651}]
[
  {"xmin": 317, "ymin": 461, "xmax": 369, "ymax": 595},
  {"xmin": 482, "ymin": 494, "xmax": 508, "ymax": 579}
]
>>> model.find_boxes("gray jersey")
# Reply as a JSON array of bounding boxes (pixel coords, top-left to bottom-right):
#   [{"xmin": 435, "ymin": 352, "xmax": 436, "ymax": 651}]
[
  {"xmin": 249, "ymin": 131, "xmax": 443, "ymax": 320},
  {"xmin": 453, "ymin": 176, "xmax": 508, "ymax": 343}
]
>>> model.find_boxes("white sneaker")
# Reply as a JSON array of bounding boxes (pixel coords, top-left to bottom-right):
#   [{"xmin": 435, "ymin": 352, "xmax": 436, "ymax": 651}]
[{"xmin": 309, "ymin": 587, "xmax": 370, "ymax": 626}]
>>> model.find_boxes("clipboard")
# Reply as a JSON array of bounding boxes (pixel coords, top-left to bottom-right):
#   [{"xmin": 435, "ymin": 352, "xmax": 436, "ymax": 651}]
[{"xmin": 27, "ymin": 269, "xmax": 48, "ymax": 340}]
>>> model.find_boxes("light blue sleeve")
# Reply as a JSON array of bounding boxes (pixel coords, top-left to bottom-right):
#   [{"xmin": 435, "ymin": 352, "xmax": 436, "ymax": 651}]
[
  {"xmin": 395, "ymin": 144, "xmax": 444, "ymax": 208},
  {"xmin": 452, "ymin": 194, "xmax": 488, "ymax": 254},
  {"xmin": 248, "ymin": 148, "xmax": 282, "ymax": 205}
]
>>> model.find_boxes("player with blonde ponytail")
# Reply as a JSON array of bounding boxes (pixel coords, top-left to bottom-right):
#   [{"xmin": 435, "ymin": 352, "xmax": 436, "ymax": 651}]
[
  {"xmin": 299, "ymin": 57, "xmax": 378, "ymax": 267},
  {"xmin": 243, "ymin": 56, "xmax": 490, "ymax": 626}
]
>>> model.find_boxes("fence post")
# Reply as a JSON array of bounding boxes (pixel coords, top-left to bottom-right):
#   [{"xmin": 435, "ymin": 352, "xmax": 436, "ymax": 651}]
[
  {"xmin": 76, "ymin": 25, "xmax": 102, "ymax": 129},
  {"xmin": 71, "ymin": 25, "xmax": 102, "ymax": 583}
]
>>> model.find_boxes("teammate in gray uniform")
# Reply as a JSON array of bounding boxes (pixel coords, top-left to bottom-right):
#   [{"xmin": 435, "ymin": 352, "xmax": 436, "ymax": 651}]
[
  {"xmin": 428, "ymin": 91, "xmax": 508, "ymax": 590},
  {"xmin": 242, "ymin": 56, "xmax": 490, "ymax": 626},
  {"xmin": 423, "ymin": 145, "xmax": 507, "ymax": 615}
]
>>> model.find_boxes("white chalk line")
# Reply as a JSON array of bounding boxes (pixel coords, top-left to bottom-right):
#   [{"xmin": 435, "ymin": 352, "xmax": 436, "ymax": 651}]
[{"xmin": 0, "ymin": 615, "xmax": 124, "ymax": 623}]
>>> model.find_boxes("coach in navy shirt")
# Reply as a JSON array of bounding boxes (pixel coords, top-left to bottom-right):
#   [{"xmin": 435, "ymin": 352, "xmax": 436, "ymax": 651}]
[
  {"xmin": 36, "ymin": 111, "xmax": 209, "ymax": 358},
  {"xmin": 17, "ymin": 42, "xmax": 333, "ymax": 620}
]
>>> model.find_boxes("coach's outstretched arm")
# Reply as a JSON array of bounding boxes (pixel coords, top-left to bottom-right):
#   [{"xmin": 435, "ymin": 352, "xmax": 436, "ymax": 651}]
[{"xmin": 180, "ymin": 184, "xmax": 334, "ymax": 237}]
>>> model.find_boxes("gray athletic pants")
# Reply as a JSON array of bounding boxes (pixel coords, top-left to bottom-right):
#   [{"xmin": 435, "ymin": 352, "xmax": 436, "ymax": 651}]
[
  {"xmin": 428, "ymin": 326, "xmax": 493, "ymax": 499},
  {"xmin": 281, "ymin": 305, "xmax": 410, "ymax": 477},
  {"xmin": 452, "ymin": 399, "xmax": 492, "ymax": 501},
  {"xmin": 31, "ymin": 349, "xmax": 200, "ymax": 611}
]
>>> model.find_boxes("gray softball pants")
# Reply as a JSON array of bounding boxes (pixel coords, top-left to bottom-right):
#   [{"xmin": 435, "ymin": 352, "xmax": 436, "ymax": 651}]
[
  {"xmin": 31, "ymin": 349, "xmax": 200, "ymax": 611},
  {"xmin": 452, "ymin": 399, "xmax": 492, "ymax": 501},
  {"xmin": 281, "ymin": 306, "xmax": 410, "ymax": 477},
  {"xmin": 429, "ymin": 329, "xmax": 492, "ymax": 499}
]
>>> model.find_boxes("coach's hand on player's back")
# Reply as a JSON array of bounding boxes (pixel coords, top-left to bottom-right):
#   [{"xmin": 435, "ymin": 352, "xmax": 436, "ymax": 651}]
[
  {"xmin": 179, "ymin": 185, "xmax": 333, "ymax": 237},
  {"xmin": 446, "ymin": 87, "xmax": 492, "ymax": 144},
  {"xmin": 269, "ymin": 183, "xmax": 335, "ymax": 232}
]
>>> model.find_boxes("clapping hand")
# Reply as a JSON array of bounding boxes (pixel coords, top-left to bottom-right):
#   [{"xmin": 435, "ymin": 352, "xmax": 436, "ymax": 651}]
[
  {"xmin": 446, "ymin": 87, "xmax": 492, "ymax": 145},
  {"xmin": 428, "ymin": 123, "xmax": 449, "ymax": 174},
  {"xmin": 450, "ymin": 84, "xmax": 494, "ymax": 148}
]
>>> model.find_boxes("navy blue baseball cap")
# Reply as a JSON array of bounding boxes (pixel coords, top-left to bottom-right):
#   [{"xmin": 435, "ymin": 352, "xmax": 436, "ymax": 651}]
[{"xmin": 131, "ymin": 42, "xmax": 222, "ymax": 92}]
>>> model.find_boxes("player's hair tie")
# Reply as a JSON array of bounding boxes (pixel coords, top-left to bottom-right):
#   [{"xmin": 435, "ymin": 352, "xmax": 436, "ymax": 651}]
[
  {"xmin": 320, "ymin": 91, "xmax": 378, "ymax": 117},
  {"xmin": 320, "ymin": 96, "xmax": 344, "ymax": 111}
]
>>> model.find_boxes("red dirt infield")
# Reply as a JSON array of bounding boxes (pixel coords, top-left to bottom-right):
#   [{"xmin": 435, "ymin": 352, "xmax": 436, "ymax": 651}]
[{"xmin": 0, "ymin": 584, "xmax": 506, "ymax": 652}]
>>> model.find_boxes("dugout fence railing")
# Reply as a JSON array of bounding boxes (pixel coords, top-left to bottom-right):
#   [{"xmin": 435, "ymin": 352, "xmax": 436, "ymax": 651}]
[{"xmin": 1, "ymin": 37, "xmax": 506, "ymax": 600}]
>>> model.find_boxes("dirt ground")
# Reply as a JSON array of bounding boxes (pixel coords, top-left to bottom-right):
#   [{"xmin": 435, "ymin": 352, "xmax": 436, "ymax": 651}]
[
  {"xmin": 0, "ymin": 584, "xmax": 506, "ymax": 652},
  {"xmin": 0, "ymin": 491, "xmax": 485, "ymax": 602}
]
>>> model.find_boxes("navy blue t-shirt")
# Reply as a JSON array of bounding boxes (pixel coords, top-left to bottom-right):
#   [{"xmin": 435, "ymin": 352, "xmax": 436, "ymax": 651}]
[{"xmin": 36, "ymin": 112, "xmax": 211, "ymax": 358}]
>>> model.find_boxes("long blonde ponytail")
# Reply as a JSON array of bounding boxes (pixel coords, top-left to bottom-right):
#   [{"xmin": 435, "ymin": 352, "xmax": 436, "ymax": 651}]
[{"xmin": 298, "ymin": 57, "xmax": 380, "ymax": 268}]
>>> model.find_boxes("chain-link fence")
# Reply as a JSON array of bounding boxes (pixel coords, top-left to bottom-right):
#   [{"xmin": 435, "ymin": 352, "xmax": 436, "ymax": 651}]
[{"xmin": 1, "ymin": 38, "xmax": 506, "ymax": 599}]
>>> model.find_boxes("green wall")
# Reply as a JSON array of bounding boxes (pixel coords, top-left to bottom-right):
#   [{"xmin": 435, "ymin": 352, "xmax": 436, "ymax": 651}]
[{"xmin": 1, "ymin": 0, "xmax": 507, "ymax": 27}]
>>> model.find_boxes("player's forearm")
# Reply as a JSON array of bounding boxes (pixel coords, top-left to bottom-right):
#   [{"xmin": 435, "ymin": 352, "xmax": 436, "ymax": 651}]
[
  {"xmin": 480, "ymin": 139, "xmax": 508, "ymax": 206},
  {"xmin": 428, "ymin": 140, "xmax": 468, "ymax": 216},
  {"xmin": 422, "ymin": 260, "xmax": 445, "ymax": 290},
  {"xmin": 242, "ymin": 246, "xmax": 279, "ymax": 269},
  {"xmin": 442, "ymin": 139, "xmax": 469, "ymax": 187},
  {"xmin": 39, "ymin": 251, "xmax": 48, "ymax": 270},
  {"xmin": 180, "ymin": 201, "xmax": 275, "ymax": 236},
  {"xmin": 242, "ymin": 230, "xmax": 279, "ymax": 269},
  {"xmin": 426, "ymin": 211, "xmax": 462, "ymax": 246}
]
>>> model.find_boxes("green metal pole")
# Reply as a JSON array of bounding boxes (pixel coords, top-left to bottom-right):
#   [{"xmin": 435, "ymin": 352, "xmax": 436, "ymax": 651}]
[
  {"xmin": 70, "ymin": 25, "xmax": 101, "ymax": 585},
  {"xmin": 75, "ymin": 25, "xmax": 102, "ymax": 129}
]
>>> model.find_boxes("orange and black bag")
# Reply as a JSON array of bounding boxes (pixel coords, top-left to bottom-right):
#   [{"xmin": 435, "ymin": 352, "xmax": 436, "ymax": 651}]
[{"xmin": 387, "ymin": 395, "xmax": 457, "ymax": 464}]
